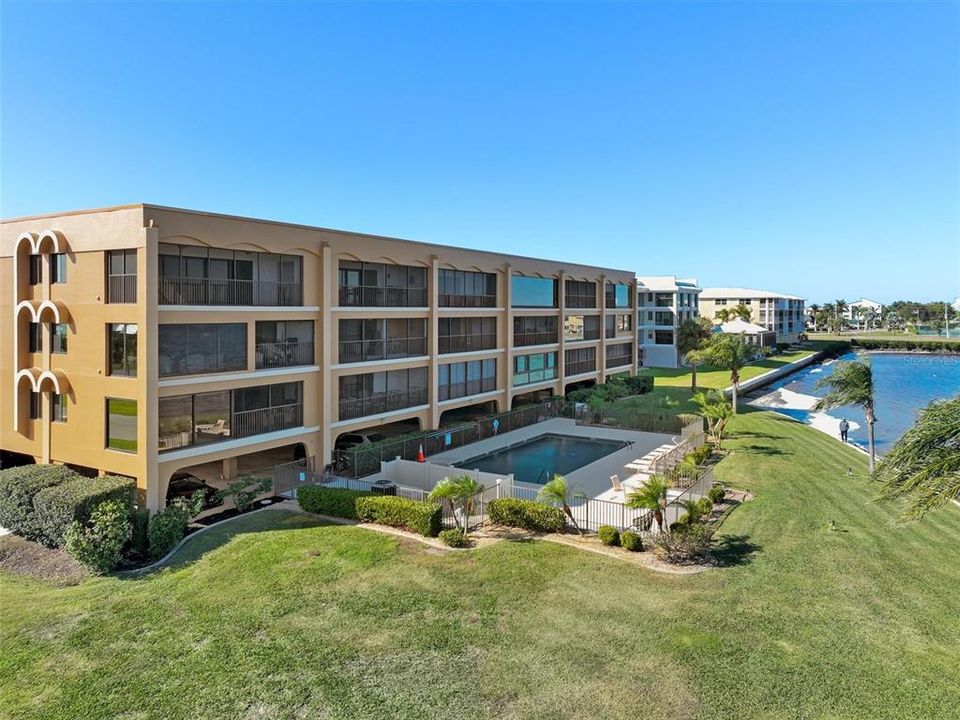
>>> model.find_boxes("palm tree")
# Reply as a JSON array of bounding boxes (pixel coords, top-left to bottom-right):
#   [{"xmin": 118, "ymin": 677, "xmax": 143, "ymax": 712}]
[
  {"xmin": 876, "ymin": 396, "xmax": 960, "ymax": 519},
  {"xmin": 676, "ymin": 316, "xmax": 714, "ymax": 391},
  {"xmin": 814, "ymin": 359, "xmax": 877, "ymax": 471},
  {"xmin": 537, "ymin": 474, "xmax": 583, "ymax": 535},
  {"xmin": 834, "ymin": 299, "xmax": 848, "ymax": 333},
  {"xmin": 691, "ymin": 389, "xmax": 734, "ymax": 447},
  {"xmin": 714, "ymin": 304, "xmax": 752, "ymax": 323},
  {"xmin": 428, "ymin": 474, "xmax": 484, "ymax": 535},
  {"xmin": 626, "ymin": 475, "xmax": 670, "ymax": 533},
  {"xmin": 808, "ymin": 304, "xmax": 821, "ymax": 331},
  {"xmin": 689, "ymin": 333, "xmax": 753, "ymax": 413}
]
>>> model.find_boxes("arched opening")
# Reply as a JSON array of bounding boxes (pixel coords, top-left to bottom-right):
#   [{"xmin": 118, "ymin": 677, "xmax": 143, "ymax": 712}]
[
  {"xmin": 564, "ymin": 379, "xmax": 596, "ymax": 397},
  {"xmin": 333, "ymin": 419, "xmax": 421, "ymax": 475},
  {"xmin": 511, "ymin": 388, "xmax": 553, "ymax": 409},
  {"xmin": 438, "ymin": 400, "xmax": 499, "ymax": 428}
]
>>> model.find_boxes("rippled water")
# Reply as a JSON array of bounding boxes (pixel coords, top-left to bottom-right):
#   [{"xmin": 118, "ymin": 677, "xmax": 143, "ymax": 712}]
[{"xmin": 753, "ymin": 352, "xmax": 960, "ymax": 455}]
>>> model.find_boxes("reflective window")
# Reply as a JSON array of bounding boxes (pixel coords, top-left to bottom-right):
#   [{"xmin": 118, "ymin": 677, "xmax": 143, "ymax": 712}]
[
  {"xmin": 51, "ymin": 324, "xmax": 68, "ymax": 354},
  {"xmin": 606, "ymin": 342, "xmax": 633, "ymax": 367},
  {"xmin": 28, "ymin": 322, "xmax": 41, "ymax": 353},
  {"xmin": 51, "ymin": 393, "xmax": 68, "ymax": 423},
  {"xmin": 255, "ymin": 320, "xmax": 315, "ymax": 368},
  {"xmin": 438, "ymin": 359, "xmax": 496, "ymax": 401},
  {"xmin": 51, "ymin": 254, "xmax": 67, "ymax": 284},
  {"xmin": 29, "ymin": 391, "xmax": 41, "ymax": 420},
  {"xmin": 438, "ymin": 317, "xmax": 497, "ymax": 353},
  {"xmin": 106, "ymin": 398, "xmax": 137, "ymax": 453},
  {"xmin": 511, "ymin": 276, "xmax": 557, "ymax": 308},
  {"xmin": 28, "ymin": 255, "xmax": 42, "ymax": 285},
  {"xmin": 158, "ymin": 323, "xmax": 247, "ymax": 377},
  {"xmin": 565, "ymin": 347, "xmax": 596, "ymax": 376},
  {"xmin": 513, "ymin": 315, "xmax": 558, "ymax": 346},
  {"xmin": 338, "ymin": 318, "xmax": 427, "ymax": 362},
  {"xmin": 564, "ymin": 280, "xmax": 596, "ymax": 309},
  {"xmin": 109, "ymin": 324, "xmax": 138, "ymax": 377},
  {"xmin": 107, "ymin": 250, "xmax": 137, "ymax": 303},
  {"xmin": 513, "ymin": 352, "xmax": 556, "ymax": 386},
  {"xmin": 605, "ymin": 283, "xmax": 630, "ymax": 309},
  {"xmin": 338, "ymin": 261, "xmax": 427, "ymax": 307},
  {"xmin": 439, "ymin": 269, "xmax": 497, "ymax": 307},
  {"xmin": 338, "ymin": 367, "xmax": 429, "ymax": 420}
]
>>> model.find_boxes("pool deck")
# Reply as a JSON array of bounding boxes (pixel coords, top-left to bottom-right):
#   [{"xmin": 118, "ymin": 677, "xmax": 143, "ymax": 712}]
[{"xmin": 425, "ymin": 418, "xmax": 674, "ymax": 501}]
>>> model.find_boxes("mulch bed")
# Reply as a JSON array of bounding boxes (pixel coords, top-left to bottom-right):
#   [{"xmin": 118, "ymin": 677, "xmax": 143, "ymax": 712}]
[
  {"xmin": 191, "ymin": 496, "xmax": 287, "ymax": 527},
  {"xmin": 0, "ymin": 534, "xmax": 86, "ymax": 585}
]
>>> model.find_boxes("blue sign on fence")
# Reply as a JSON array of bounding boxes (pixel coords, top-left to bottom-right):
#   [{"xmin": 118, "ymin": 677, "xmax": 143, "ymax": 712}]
[{"xmin": 444, "ymin": 432, "xmax": 452, "ymax": 446}]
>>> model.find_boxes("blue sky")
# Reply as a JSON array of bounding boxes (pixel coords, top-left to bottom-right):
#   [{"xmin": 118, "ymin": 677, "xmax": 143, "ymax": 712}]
[{"xmin": 2, "ymin": 1, "xmax": 957, "ymax": 303}]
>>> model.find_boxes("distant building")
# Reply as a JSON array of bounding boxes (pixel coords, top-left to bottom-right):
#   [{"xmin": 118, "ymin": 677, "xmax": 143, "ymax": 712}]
[
  {"xmin": 717, "ymin": 318, "xmax": 777, "ymax": 347},
  {"xmin": 699, "ymin": 288, "xmax": 805, "ymax": 344},
  {"xmin": 636, "ymin": 276, "xmax": 701, "ymax": 368},
  {"xmin": 844, "ymin": 298, "xmax": 883, "ymax": 327}
]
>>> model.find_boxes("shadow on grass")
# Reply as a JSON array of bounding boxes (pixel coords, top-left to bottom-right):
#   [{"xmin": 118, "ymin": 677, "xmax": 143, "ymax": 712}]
[
  {"xmin": 712, "ymin": 534, "xmax": 761, "ymax": 567},
  {"xmin": 739, "ymin": 444, "xmax": 792, "ymax": 456}
]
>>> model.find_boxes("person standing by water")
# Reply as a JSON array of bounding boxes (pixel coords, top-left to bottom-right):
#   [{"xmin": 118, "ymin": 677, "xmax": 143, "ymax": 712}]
[{"xmin": 839, "ymin": 418, "xmax": 850, "ymax": 443}]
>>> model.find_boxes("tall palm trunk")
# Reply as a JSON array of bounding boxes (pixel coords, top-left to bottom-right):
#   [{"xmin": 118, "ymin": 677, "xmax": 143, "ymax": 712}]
[
  {"xmin": 866, "ymin": 409, "xmax": 876, "ymax": 473},
  {"xmin": 730, "ymin": 370, "xmax": 740, "ymax": 414},
  {"xmin": 562, "ymin": 502, "xmax": 582, "ymax": 536},
  {"xmin": 690, "ymin": 364, "xmax": 698, "ymax": 392}
]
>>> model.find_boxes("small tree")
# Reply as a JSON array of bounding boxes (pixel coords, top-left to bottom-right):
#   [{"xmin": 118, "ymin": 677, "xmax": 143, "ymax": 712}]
[
  {"xmin": 714, "ymin": 304, "xmax": 752, "ymax": 323},
  {"xmin": 537, "ymin": 474, "xmax": 583, "ymax": 535},
  {"xmin": 688, "ymin": 333, "xmax": 753, "ymax": 413},
  {"xmin": 691, "ymin": 390, "xmax": 734, "ymax": 447},
  {"xmin": 64, "ymin": 500, "xmax": 130, "ymax": 573},
  {"xmin": 626, "ymin": 476, "xmax": 670, "ymax": 533},
  {"xmin": 428, "ymin": 474, "xmax": 484, "ymax": 535},
  {"xmin": 676, "ymin": 316, "xmax": 715, "ymax": 391},
  {"xmin": 218, "ymin": 477, "xmax": 273, "ymax": 512},
  {"xmin": 814, "ymin": 359, "xmax": 877, "ymax": 471}
]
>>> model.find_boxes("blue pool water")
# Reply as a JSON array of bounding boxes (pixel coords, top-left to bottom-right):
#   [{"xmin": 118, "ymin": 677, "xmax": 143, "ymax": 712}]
[
  {"xmin": 755, "ymin": 352, "xmax": 960, "ymax": 455},
  {"xmin": 454, "ymin": 434, "xmax": 629, "ymax": 484}
]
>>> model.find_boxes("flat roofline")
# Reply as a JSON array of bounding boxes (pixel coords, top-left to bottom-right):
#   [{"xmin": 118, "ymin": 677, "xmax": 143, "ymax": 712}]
[{"xmin": 2, "ymin": 202, "xmax": 635, "ymax": 277}]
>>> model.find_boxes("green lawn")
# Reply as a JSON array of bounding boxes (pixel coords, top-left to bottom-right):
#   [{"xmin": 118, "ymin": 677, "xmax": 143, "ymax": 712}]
[
  {"xmin": 2, "ymin": 412, "xmax": 959, "ymax": 719},
  {"xmin": 639, "ymin": 349, "xmax": 816, "ymax": 389},
  {"xmin": 809, "ymin": 331, "xmax": 960, "ymax": 344}
]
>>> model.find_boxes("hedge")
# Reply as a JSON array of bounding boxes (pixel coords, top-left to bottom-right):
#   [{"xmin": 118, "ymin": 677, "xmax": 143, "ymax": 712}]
[
  {"xmin": 147, "ymin": 503, "xmax": 191, "ymax": 560},
  {"xmin": 355, "ymin": 495, "xmax": 441, "ymax": 537},
  {"xmin": 849, "ymin": 338, "xmax": 960, "ymax": 353},
  {"xmin": 297, "ymin": 486, "xmax": 372, "ymax": 519},
  {"xmin": 0, "ymin": 464, "xmax": 79, "ymax": 542},
  {"xmin": 488, "ymin": 498, "xmax": 565, "ymax": 533},
  {"xmin": 33, "ymin": 475, "xmax": 136, "ymax": 548}
]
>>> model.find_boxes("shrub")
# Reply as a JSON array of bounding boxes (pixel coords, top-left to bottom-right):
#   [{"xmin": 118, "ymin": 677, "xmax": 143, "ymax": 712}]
[
  {"xmin": 129, "ymin": 508, "xmax": 150, "ymax": 556},
  {"xmin": 597, "ymin": 525, "xmax": 620, "ymax": 546},
  {"xmin": 355, "ymin": 496, "xmax": 442, "ymax": 537},
  {"xmin": 488, "ymin": 498, "xmax": 565, "ymax": 533},
  {"xmin": 0, "ymin": 464, "xmax": 79, "ymax": 542},
  {"xmin": 33, "ymin": 475, "xmax": 136, "ymax": 547},
  {"xmin": 652, "ymin": 524, "xmax": 712, "ymax": 564},
  {"xmin": 439, "ymin": 528, "xmax": 471, "ymax": 548},
  {"xmin": 684, "ymin": 444, "xmax": 712, "ymax": 467},
  {"xmin": 297, "ymin": 486, "xmax": 371, "ymax": 519},
  {"xmin": 147, "ymin": 503, "xmax": 190, "ymax": 560},
  {"xmin": 218, "ymin": 476, "xmax": 273, "ymax": 512},
  {"xmin": 707, "ymin": 484, "xmax": 726, "ymax": 504},
  {"xmin": 695, "ymin": 497, "xmax": 714, "ymax": 518},
  {"xmin": 620, "ymin": 530, "xmax": 643, "ymax": 552},
  {"xmin": 64, "ymin": 500, "xmax": 130, "ymax": 573}
]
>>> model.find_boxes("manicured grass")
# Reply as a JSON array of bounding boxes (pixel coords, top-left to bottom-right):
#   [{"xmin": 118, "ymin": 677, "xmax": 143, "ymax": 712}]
[
  {"xmin": 2, "ymin": 413, "xmax": 959, "ymax": 719},
  {"xmin": 810, "ymin": 331, "xmax": 960, "ymax": 344},
  {"xmin": 639, "ymin": 349, "xmax": 815, "ymax": 389}
]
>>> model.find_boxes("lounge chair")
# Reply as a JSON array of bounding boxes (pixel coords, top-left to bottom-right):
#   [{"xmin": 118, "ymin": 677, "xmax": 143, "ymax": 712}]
[{"xmin": 610, "ymin": 474, "xmax": 623, "ymax": 493}]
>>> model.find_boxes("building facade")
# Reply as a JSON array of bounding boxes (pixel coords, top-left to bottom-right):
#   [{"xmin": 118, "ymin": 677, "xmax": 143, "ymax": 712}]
[
  {"xmin": 1, "ymin": 204, "xmax": 638, "ymax": 510},
  {"xmin": 636, "ymin": 276, "xmax": 701, "ymax": 369},
  {"xmin": 843, "ymin": 298, "xmax": 884, "ymax": 328},
  {"xmin": 699, "ymin": 288, "xmax": 805, "ymax": 344}
]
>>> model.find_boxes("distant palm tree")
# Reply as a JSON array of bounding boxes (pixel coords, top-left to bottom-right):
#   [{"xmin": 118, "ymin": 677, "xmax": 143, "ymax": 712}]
[
  {"xmin": 626, "ymin": 476, "xmax": 670, "ymax": 533},
  {"xmin": 676, "ymin": 316, "xmax": 714, "ymax": 391},
  {"xmin": 715, "ymin": 304, "xmax": 752, "ymax": 323},
  {"xmin": 428, "ymin": 474, "xmax": 484, "ymax": 535},
  {"xmin": 692, "ymin": 389, "xmax": 734, "ymax": 447},
  {"xmin": 537, "ymin": 474, "xmax": 583, "ymax": 535},
  {"xmin": 689, "ymin": 333, "xmax": 753, "ymax": 413},
  {"xmin": 876, "ymin": 396, "xmax": 960, "ymax": 519},
  {"xmin": 834, "ymin": 299, "xmax": 849, "ymax": 333},
  {"xmin": 808, "ymin": 303, "xmax": 821, "ymax": 331},
  {"xmin": 814, "ymin": 359, "xmax": 877, "ymax": 471}
]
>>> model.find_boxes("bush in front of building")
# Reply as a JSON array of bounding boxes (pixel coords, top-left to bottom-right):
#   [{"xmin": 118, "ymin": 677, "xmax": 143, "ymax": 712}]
[
  {"xmin": 297, "ymin": 486, "xmax": 371, "ymax": 519},
  {"xmin": 707, "ymin": 484, "xmax": 726, "ymax": 504},
  {"xmin": 597, "ymin": 524, "xmax": 621, "ymax": 546},
  {"xmin": 355, "ymin": 496, "xmax": 442, "ymax": 537},
  {"xmin": 488, "ymin": 498, "xmax": 565, "ymax": 533},
  {"xmin": 146, "ymin": 492, "xmax": 205, "ymax": 561},
  {"xmin": 33, "ymin": 475, "xmax": 136, "ymax": 548},
  {"xmin": 64, "ymin": 500, "xmax": 130, "ymax": 573},
  {"xmin": 0, "ymin": 464, "xmax": 80, "ymax": 543},
  {"xmin": 129, "ymin": 507, "xmax": 150, "ymax": 557},
  {"xmin": 620, "ymin": 530, "xmax": 643, "ymax": 552},
  {"xmin": 439, "ymin": 528, "xmax": 471, "ymax": 548},
  {"xmin": 218, "ymin": 476, "xmax": 273, "ymax": 512}
]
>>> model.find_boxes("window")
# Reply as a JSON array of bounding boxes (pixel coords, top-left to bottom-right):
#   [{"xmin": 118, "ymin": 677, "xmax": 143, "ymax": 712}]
[
  {"xmin": 29, "ymin": 391, "xmax": 41, "ymax": 420},
  {"xmin": 655, "ymin": 330, "xmax": 674, "ymax": 345},
  {"xmin": 256, "ymin": 320, "xmax": 315, "ymax": 368},
  {"xmin": 654, "ymin": 310, "xmax": 674, "ymax": 326},
  {"xmin": 106, "ymin": 398, "xmax": 137, "ymax": 453},
  {"xmin": 564, "ymin": 279, "xmax": 596, "ymax": 309},
  {"xmin": 563, "ymin": 315, "xmax": 600, "ymax": 341},
  {"xmin": 51, "ymin": 254, "xmax": 67, "ymax": 283},
  {"xmin": 605, "ymin": 283, "xmax": 630, "ymax": 309},
  {"xmin": 565, "ymin": 347, "xmax": 596, "ymax": 376},
  {"xmin": 109, "ymin": 324, "xmax": 138, "ymax": 377},
  {"xmin": 338, "ymin": 318, "xmax": 427, "ymax": 363},
  {"xmin": 338, "ymin": 368, "xmax": 428, "ymax": 420},
  {"xmin": 159, "ymin": 323, "xmax": 247, "ymax": 377},
  {"xmin": 606, "ymin": 342, "xmax": 633, "ymax": 367},
  {"xmin": 338, "ymin": 261, "xmax": 427, "ymax": 307},
  {"xmin": 51, "ymin": 393, "xmax": 67, "ymax": 423},
  {"xmin": 511, "ymin": 276, "xmax": 557, "ymax": 308},
  {"xmin": 605, "ymin": 315, "xmax": 616, "ymax": 339},
  {"xmin": 513, "ymin": 352, "xmax": 556, "ymax": 386},
  {"xmin": 28, "ymin": 255, "xmax": 42, "ymax": 285},
  {"xmin": 439, "ymin": 269, "xmax": 497, "ymax": 307},
  {"xmin": 616, "ymin": 314, "xmax": 632, "ymax": 333},
  {"xmin": 28, "ymin": 322, "xmax": 41, "ymax": 353},
  {"xmin": 51, "ymin": 324, "xmax": 68, "ymax": 354},
  {"xmin": 438, "ymin": 359, "xmax": 497, "ymax": 401},
  {"xmin": 438, "ymin": 317, "xmax": 496, "ymax": 353},
  {"xmin": 107, "ymin": 249, "xmax": 137, "ymax": 303},
  {"xmin": 513, "ymin": 315, "xmax": 558, "ymax": 346}
]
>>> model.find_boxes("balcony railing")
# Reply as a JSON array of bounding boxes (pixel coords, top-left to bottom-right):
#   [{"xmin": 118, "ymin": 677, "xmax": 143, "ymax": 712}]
[
  {"xmin": 338, "ymin": 337, "xmax": 428, "ymax": 364},
  {"xmin": 232, "ymin": 402, "xmax": 304, "ymax": 439},
  {"xmin": 513, "ymin": 331, "xmax": 558, "ymax": 347},
  {"xmin": 566, "ymin": 360, "xmax": 597, "ymax": 376},
  {"xmin": 338, "ymin": 388, "xmax": 428, "ymax": 421},
  {"xmin": 107, "ymin": 275, "xmax": 137, "ymax": 304},
  {"xmin": 606, "ymin": 354, "xmax": 634, "ymax": 368},
  {"xmin": 338, "ymin": 286, "xmax": 428, "ymax": 308},
  {"xmin": 438, "ymin": 334, "xmax": 497, "ymax": 354},
  {"xmin": 256, "ymin": 341, "xmax": 315, "ymax": 369},
  {"xmin": 159, "ymin": 277, "xmax": 303, "ymax": 306},
  {"xmin": 438, "ymin": 293, "xmax": 497, "ymax": 308},
  {"xmin": 439, "ymin": 378, "xmax": 497, "ymax": 401}
]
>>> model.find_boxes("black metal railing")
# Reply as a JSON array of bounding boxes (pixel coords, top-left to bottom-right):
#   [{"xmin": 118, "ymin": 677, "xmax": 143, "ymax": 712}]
[
  {"xmin": 255, "ymin": 341, "xmax": 315, "ymax": 369},
  {"xmin": 159, "ymin": 277, "xmax": 303, "ymax": 306},
  {"xmin": 438, "ymin": 293, "xmax": 497, "ymax": 308},
  {"xmin": 513, "ymin": 331, "xmax": 559, "ymax": 347},
  {"xmin": 438, "ymin": 333, "xmax": 497, "ymax": 354},
  {"xmin": 338, "ymin": 388, "xmax": 429, "ymax": 421},
  {"xmin": 107, "ymin": 275, "xmax": 137, "ymax": 304},
  {"xmin": 338, "ymin": 286, "xmax": 428, "ymax": 308},
  {"xmin": 338, "ymin": 337, "xmax": 428, "ymax": 363},
  {"xmin": 565, "ymin": 360, "xmax": 597, "ymax": 376},
  {"xmin": 438, "ymin": 377, "xmax": 497, "ymax": 401},
  {"xmin": 232, "ymin": 402, "xmax": 304, "ymax": 438}
]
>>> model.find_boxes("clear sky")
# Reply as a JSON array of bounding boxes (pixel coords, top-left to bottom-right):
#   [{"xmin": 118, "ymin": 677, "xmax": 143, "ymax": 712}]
[{"xmin": 2, "ymin": 1, "xmax": 957, "ymax": 304}]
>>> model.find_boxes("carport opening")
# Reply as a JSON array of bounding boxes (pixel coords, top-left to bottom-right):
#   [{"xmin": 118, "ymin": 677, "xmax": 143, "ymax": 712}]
[
  {"xmin": 439, "ymin": 401, "xmax": 498, "ymax": 428},
  {"xmin": 511, "ymin": 389, "xmax": 553, "ymax": 409},
  {"xmin": 564, "ymin": 379, "xmax": 596, "ymax": 396}
]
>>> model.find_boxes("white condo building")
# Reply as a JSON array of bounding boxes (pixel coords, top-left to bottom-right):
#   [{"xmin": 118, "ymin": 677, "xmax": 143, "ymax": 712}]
[
  {"xmin": 699, "ymin": 287, "xmax": 806, "ymax": 344},
  {"xmin": 636, "ymin": 276, "xmax": 702, "ymax": 368}
]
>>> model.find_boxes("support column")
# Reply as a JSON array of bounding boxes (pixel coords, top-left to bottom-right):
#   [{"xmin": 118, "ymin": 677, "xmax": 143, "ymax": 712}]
[
  {"xmin": 599, "ymin": 274, "xmax": 608, "ymax": 380},
  {"xmin": 558, "ymin": 271, "xmax": 566, "ymax": 394},
  {"xmin": 221, "ymin": 457, "xmax": 238, "ymax": 481},
  {"xmin": 142, "ymin": 223, "xmax": 161, "ymax": 511},
  {"xmin": 504, "ymin": 263, "xmax": 513, "ymax": 410},
  {"xmin": 427, "ymin": 256, "xmax": 441, "ymax": 429},
  {"xmin": 631, "ymin": 280, "xmax": 639, "ymax": 374},
  {"xmin": 319, "ymin": 243, "xmax": 333, "ymax": 466}
]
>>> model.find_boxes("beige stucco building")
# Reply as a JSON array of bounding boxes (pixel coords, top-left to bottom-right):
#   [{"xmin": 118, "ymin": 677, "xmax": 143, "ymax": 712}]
[
  {"xmin": 699, "ymin": 287, "xmax": 806, "ymax": 344},
  {"xmin": 1, "ymin": 204, "xmax": 638, "ymax": 511}
]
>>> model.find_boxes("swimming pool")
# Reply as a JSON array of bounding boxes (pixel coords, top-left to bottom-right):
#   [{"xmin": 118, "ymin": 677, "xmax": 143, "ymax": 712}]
[{"xmin": 454, "ymin": 433, "xmax": 629, "ymax": 485}]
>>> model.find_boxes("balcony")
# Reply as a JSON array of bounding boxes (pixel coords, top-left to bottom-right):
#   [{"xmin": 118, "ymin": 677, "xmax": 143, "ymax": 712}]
[
  {"xmin": 338, "ymin": 388, "xmax": 429, "ymax": 421},
  {"xmin": 255, "ymin": 341, "xmax": 315, "ymax": 369},
  {"xmin": 513, "ymin": 331, "xmax": 558, "ymax": 347},
  {"xmin": 160, "ymin": 277, "xmax": 303, "ymax": 306},
  {"xmin": 232, "ymin": 402, "xmax": 304, "ymax": 439},
  {"xmin": 338, "ymin": 286, "xmax": 428, "ymax": 308},
  {"xmin": 439, "ymin": 293, "xmax": 496, "ymax": 308},
  {"xmin": 566, "ymin": 360, "xmax": 596, "ymax": 376},
  {"xmin": 338, "ymin": 337, "xmax": 427, "ymax": 364},
  {"xmin": 107, "ymin": 275, "xmax": 137, "ymax": 304},
  {"xmin": 438, "ymin": 334, "xmax": 497, "ymax": 354}
]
